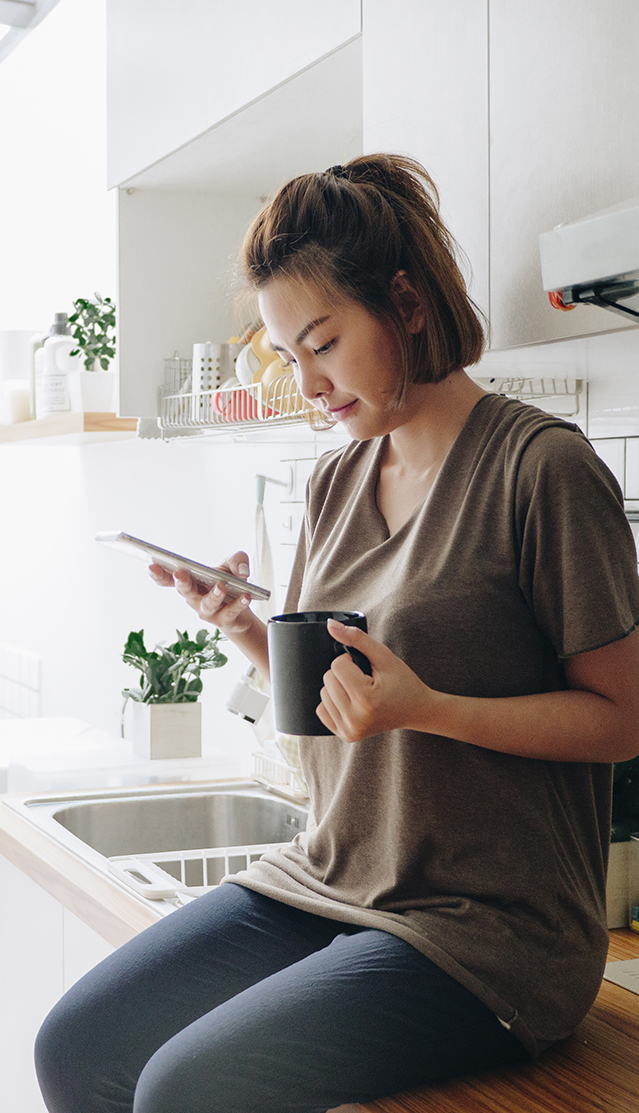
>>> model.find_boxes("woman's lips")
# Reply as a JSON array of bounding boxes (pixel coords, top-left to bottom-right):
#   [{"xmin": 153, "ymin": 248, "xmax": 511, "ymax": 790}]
[{"xmin": 328, "ymin": 400, "xmax": 356, "ymax": 420}]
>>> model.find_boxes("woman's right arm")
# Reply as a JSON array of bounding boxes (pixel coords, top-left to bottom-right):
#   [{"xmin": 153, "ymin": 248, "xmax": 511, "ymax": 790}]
[{"xmin": 149, "ymin": 551, "xmax": 270, "ymax": 681}]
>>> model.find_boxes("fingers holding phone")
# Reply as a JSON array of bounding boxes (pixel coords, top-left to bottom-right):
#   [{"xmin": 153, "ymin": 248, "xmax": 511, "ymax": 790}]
[{"xmin": 150, "ymin": 551, "xmax": 255, "ymax": 635}]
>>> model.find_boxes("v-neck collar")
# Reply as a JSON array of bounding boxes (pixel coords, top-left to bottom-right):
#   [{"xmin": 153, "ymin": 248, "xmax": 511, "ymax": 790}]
[{"xmin": 368, "ymin": 392, "xmax": 496, "ymax": 541}]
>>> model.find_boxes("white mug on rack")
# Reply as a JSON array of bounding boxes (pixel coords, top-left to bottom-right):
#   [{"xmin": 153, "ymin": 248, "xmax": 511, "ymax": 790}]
[{"xmin": 192, "ymin": 342, "xmax": 217, "ymax": 392}]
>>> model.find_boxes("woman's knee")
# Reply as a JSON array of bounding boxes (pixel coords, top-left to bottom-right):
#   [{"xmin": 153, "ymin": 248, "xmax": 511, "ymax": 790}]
[{"xmin": 35, "ymin": 991, "xmax": 102, "ymax": 1112}]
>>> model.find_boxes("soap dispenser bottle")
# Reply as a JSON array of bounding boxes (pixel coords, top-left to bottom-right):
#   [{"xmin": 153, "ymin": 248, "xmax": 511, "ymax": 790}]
[{"xmin": 35, "ymin": 312, "xmax": 82, "ymax": 418}]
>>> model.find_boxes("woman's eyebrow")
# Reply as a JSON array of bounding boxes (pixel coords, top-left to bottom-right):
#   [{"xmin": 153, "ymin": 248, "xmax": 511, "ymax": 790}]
[{"xmin": 271, "ymin": 316, "xmax": 331, "ymax": 351}]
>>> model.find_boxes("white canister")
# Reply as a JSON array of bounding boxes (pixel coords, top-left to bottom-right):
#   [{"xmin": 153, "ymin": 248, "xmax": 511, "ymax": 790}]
[
  {"xmin": 192, "ymin": 342, "xmax": 219, "ymax": 393},
  {"xmin": 0, "ymin": 379, "xmax": 31, "ymax": 424},
  {"xmin": 192, "ymin": 342, "xmax": 244, "ymax": 392},
  {"xmin": 0, "ymin": 330, "xmax": 40, "ymax": 383}
]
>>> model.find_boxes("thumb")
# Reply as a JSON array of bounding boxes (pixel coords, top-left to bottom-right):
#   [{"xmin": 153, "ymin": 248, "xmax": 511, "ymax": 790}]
[{"xmin": 326, "ymin": 618, "xmax": 386, "ymax": 671}]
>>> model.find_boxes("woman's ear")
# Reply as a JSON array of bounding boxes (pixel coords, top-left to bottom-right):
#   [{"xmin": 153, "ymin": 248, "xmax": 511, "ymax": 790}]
[{"xmin": 389, "ymin": 271, "xmax": 425, "ymax": 334}]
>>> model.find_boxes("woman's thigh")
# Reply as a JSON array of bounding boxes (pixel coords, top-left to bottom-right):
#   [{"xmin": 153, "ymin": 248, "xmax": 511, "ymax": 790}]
[
  {"xmin": 35, "ymin": 882, "xmax": 350, "ymax": 1113},
  {"xmin": 133, "ymin": 923, "xmax": 526, "ymax": 1113}
]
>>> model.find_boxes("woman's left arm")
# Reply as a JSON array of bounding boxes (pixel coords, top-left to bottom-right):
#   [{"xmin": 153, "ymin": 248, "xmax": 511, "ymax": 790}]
[{"xmin": 319, "ymin": 620, "xmax": 639, "ymax": 762}]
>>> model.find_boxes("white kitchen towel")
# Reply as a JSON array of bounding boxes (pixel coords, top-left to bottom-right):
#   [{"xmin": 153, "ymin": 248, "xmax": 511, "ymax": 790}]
[
  {"xmin": 248, "ymin": 494, "xmax": 277, "ymax": 749},
  {"xmin": 252, "ymin": 488, "xmax": 302, "ymax": 773}
]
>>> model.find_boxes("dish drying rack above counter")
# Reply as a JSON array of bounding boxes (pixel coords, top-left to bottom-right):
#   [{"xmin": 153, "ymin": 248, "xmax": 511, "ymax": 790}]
[
  {"xmin": 474, "ymin": 376, "xmax": 584, "ymax": 417},
  {"xmin": 157, "ymin": 355, "xmax": 323, "ymax": 440},
  {"xmin": 154, "ymin": 354, "xmax": 585, "ymax": 441}
]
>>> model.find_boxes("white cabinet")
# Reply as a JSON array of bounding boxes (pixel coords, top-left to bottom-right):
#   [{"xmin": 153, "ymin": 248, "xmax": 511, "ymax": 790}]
[
  {"xmin": 107, "ymin": 0, "xmax": 362, "ymax": 188},
  {"xmin": 488, "ymin": 0, "xmax": 639, "ymax": 348},
  {"xmin": 362, "ymin": 0, "xmax": 639, "ymax": 352},
  {"xmin": 0, "ymin": 855, "xmax": 114, "ymax": 1113},
  {"xmin": 362, "ymin": 0, "xmax": 489, "ymax": 324}
]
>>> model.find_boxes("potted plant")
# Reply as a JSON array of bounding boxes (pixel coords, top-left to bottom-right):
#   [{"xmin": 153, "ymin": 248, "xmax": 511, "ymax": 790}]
[
  {"xmin": 122, "ymin": 627, "xmax": 228, "ymax": 759},
  {"xmin": 66, "ymin": 293, "xmax": 117, "ymax": 413}
]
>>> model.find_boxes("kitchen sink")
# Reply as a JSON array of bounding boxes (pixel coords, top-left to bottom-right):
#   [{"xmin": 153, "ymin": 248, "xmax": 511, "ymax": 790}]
[{"xmin": 4, "ymin": 780, "xmax": 308, "ymax": 907}]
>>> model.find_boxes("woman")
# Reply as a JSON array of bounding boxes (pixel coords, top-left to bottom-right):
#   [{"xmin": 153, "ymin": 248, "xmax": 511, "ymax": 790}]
[{"xmin": 36, "ymin": 155, "xmax": 639, "ymax": 1113}]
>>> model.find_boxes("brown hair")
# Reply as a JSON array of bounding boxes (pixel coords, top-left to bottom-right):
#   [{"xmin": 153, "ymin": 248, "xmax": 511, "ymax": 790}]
[{"xmin": 239, "ymin": 153, "xmax": 485, "ymax": 393}]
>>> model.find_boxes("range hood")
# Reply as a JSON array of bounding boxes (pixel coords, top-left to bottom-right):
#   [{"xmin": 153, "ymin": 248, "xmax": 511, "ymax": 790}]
[{"xmin": 539, "ymin": 199, "xmax": 639, "ymax": 320}]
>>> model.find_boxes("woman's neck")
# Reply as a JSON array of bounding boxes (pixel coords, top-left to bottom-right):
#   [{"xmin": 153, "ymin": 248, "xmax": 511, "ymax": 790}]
[{"xmin": 385, "ymin": 370, "xmax": 487, "ymax": 477}]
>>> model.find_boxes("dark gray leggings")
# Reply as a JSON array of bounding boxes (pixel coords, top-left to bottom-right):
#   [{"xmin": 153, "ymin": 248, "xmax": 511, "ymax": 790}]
[{"xmin": 35, "ymin": 883, "xmax": 526, "ymax": 1113}]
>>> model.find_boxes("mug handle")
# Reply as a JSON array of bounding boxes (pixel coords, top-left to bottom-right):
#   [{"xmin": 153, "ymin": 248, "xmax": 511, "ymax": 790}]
[
  {"xmin": 331, "ymin": 639, "xmax": 372, "ymax": 676},
  {"xmin": 345, "ymin": 645, "xmax": 372, "ymax": 676}
]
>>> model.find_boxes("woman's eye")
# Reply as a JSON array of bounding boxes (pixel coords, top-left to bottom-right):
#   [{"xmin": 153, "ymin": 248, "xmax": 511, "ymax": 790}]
[{"xmin": 313, "ymin": 339, "xmax": 335, "ymax": 356}]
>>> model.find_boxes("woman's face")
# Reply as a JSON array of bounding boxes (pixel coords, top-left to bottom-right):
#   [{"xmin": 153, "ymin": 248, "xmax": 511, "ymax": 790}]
[{"xmin": 257, "ymin": 275, "xmax": 416, "ymax": 441}]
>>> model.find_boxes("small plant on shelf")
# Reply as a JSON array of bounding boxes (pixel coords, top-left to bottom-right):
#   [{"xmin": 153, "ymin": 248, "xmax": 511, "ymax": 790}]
[
  {"xmin": 122, "ymin": 627, "xmax": 228, "ymax": 706},
  {"xmin": 68, "ymin": 292, "xmax": 116, "ymax": 371}
]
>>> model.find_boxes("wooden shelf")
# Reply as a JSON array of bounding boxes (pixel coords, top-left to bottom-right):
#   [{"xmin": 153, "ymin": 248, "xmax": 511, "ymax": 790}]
[{"xmin": 0, "ymin": 412, "xmax": 138, "ymax": 445}]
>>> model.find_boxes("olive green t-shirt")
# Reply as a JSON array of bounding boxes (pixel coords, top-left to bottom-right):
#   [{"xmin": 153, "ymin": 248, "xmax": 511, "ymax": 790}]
[{"xmin": 226, "ymin": 393, "xmax": 639, "ymax": 1057}]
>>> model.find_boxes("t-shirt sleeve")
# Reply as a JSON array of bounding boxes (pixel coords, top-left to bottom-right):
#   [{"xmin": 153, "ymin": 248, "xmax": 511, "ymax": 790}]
[{"xmin": 515, "ymin": 426, "xmax": 639, "ymax": 658}]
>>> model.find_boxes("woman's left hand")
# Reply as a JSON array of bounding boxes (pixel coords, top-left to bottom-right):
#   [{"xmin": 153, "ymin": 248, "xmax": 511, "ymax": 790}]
[{"xmin": 317, "ymin": 619, "xmax": 430, "ymax": 741}]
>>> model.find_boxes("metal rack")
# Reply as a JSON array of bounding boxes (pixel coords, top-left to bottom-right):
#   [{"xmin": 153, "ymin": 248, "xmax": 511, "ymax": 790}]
[
  {"xmin": 158, "ymin": 356, "xmax": 324, "ymax": 440},
  {"xmin": 484, "ymin": 377, "xmax": 583, "ymax": 417}
]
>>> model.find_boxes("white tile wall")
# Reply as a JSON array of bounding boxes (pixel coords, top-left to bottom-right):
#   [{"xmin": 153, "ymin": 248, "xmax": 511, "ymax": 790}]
[{"xmin": 590, "ymin": 435, "xmax": 639, "ymax": 503}]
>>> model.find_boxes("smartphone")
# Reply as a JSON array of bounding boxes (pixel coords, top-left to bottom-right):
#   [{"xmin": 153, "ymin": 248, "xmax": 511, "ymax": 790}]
[{"xmin": 95, "ymin": 531, "xmax": 271, "ymax": 602}]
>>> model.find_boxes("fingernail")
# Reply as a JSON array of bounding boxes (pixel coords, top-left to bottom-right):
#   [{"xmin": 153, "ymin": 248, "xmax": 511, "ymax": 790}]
[
  {"xmin": 240, "ymin": 595, "xmax": 249, "ymax": 605},
  {"xmin": 213, "ymin": 585, "xmax": 223, "ymax": 596},
  {"xmin": 238, "ymin": 563, "xmax": 249, "ymax": 576}
]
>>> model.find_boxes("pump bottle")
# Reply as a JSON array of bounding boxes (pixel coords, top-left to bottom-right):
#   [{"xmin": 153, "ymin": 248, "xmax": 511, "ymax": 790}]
[{"xmin": 35, "ymin": 312, "xmax": 82, "ymax": 418}]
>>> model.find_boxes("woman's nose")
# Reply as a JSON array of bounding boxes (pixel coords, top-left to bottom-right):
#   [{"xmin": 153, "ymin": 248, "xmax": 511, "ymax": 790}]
[{"xmin": 294, "ymin": 358, "xmax": 331, "ymax": 402}]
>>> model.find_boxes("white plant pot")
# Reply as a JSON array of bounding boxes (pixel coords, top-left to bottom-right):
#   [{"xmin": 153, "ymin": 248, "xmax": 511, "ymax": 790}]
[
  {"xmin": 67, "ymin": 369, "xmax": 115, "ymax": 413},
  {"xmin": 131, "ymin": 701, "xmax": 202, "ymax": 760}
]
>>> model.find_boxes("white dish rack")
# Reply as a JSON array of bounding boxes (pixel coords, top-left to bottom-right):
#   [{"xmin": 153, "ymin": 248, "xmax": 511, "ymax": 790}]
[
  {"xmin": 159, "ymin": 357, "xmax": 322, "ymax": 438},
  {"xmin": 252, "ymin": 750, "xmax": 308, "ymax": 800},
  {"xmin": 109, "ymin": 840, "xmax": 290, "ymax": 903}
]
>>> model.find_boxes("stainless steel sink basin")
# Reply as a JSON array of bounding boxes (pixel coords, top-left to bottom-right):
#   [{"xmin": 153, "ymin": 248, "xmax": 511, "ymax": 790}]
[
  {"xmin": 4, "ymin": 780, "xmax": 308, "ymax": 906},
  {"xmin": 47, "ymin": 784, "xmax": 307, "ymax": 857}
]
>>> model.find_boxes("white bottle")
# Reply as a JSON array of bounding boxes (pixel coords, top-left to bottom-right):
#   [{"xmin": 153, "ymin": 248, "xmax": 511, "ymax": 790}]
[{"xmin": 35, "ymin": 313, "xmax": 82, "ymax": 418}]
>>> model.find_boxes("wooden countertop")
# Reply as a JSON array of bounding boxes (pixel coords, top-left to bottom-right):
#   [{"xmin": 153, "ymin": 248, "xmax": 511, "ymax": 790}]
[{"xmin": 361, "ymin": 929, "xmax": 639, "ymax": 1113}]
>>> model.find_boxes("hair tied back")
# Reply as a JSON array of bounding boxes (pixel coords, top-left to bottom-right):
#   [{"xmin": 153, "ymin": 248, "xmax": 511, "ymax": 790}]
[{"xmin": 324, "ymin": 164, "xmax": 348, "ymax": 179}]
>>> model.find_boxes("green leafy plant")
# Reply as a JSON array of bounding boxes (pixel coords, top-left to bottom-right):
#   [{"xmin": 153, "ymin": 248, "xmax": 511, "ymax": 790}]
[
  {"xmin": 68, "ymin": 292, "xmax": 116, "ymax": 371},
  {"xmin": 122, "ymin": 628, "xmax": 228, "ymax": 707}
]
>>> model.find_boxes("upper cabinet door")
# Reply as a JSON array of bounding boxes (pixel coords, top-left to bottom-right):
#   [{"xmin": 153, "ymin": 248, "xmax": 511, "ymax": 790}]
[
  {"xmin": 362, "ymin": 0, "xmax": 489, "ymax": 323},
  {"xmin": 489, "ymin": 0, "xmax": 639, "ymax": 348},
  {"xmin": 107, "ymin": 0, "xmax": 362, "ymax": 188}
]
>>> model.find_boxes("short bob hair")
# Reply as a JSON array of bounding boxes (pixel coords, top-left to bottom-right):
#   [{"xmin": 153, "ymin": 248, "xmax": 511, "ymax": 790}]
[{"xmin": 239, "ymin": 153, "xmax": 485, "ymax": 393}]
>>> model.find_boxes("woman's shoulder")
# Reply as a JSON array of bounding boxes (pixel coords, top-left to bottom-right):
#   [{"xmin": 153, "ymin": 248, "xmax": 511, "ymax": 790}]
[
  {"xmin": 475, "ymin": 392, "xmax": 585, "ymax": 449},
  {"xmin": 475, "ymin": 394, "xmax": 603, "ymax": 481}
]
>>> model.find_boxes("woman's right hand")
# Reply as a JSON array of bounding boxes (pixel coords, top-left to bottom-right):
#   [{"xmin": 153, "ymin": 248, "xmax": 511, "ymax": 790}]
[{"xmin": 148, "ymin": 550, "xmax": 255, "ymax": 637}]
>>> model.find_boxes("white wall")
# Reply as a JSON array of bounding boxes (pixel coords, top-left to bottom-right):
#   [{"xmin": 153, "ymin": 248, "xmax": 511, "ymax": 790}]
[
  {"xmin": 0, "ymin": 430, "xmax": 344, "ymax": 765},
  {"xmin": 0, "ymin": 0, "xmax": 116, "ymax": 332}
]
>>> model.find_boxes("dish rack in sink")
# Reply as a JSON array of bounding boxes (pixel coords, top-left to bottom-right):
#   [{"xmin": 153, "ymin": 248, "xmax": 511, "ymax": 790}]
[{"xmin": 109, "ymin": 841, "xmax": 288, "ymax": 905}]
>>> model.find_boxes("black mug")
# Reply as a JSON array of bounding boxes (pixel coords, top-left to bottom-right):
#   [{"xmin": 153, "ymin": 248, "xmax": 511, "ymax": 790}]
[{"xmin": 267, "ymin": 610, "xmax": 372, "ymax": 736}]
